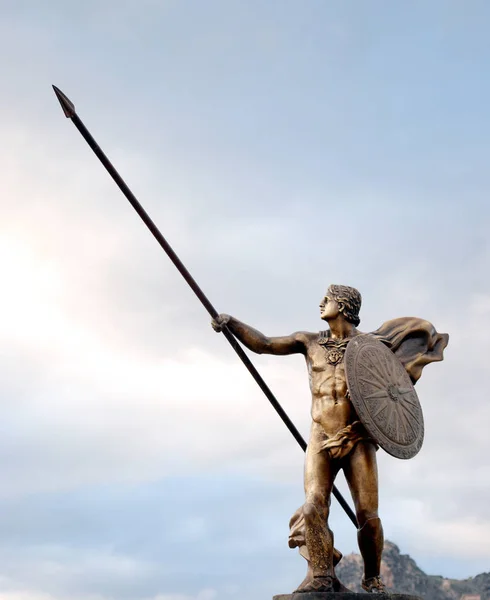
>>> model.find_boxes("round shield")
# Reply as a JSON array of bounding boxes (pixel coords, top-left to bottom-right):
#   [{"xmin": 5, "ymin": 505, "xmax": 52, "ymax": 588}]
[{"xmin": 344, "ymin": 334, "xmax": 424, "ymax": 459}]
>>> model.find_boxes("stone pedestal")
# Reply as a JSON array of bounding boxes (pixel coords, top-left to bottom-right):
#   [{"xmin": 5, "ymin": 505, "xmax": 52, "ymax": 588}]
[{"xmin": 274, "ymin": 594, "xmax": 422, "ymax": 600}]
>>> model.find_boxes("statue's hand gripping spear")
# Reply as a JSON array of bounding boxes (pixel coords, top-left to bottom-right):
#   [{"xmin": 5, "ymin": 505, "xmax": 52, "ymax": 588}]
[{"xmin": 52, "ymin": 85, "xmax": 358, "ymax": 528}]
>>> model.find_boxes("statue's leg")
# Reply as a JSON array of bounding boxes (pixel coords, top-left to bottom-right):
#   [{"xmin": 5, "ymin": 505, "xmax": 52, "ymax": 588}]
[
  {"xmin": 343, "ymin": 442, "xmax": 385, "ymax": 591},
  {"xmin": 288, "ymin": 508, "xmax": 344, "ymax": 590},
  {"xmin": 295, "ymin": 424, "xmax": 340, "ymax": 592}
]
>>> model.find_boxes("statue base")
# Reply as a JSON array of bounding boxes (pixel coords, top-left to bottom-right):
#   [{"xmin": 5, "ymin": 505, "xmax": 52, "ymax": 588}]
[{"xmin": 274, "ymin": 594, "xmax": 422, "ymax": 600}]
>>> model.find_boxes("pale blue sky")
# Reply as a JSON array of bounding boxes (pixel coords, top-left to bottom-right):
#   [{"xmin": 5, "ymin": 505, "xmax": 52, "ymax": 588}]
[{"xmin": 1, "ymin": 2, "xmax": 489, "ymax": 600}]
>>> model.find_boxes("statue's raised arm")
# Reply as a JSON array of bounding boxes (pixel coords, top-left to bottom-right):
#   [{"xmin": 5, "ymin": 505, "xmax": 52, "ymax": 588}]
[{"xmin": 212, "ymin": 313, "xmax": 310, "ymax": 356}]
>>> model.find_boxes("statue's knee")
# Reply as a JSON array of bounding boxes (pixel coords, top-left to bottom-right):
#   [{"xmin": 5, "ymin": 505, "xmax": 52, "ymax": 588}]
[{"xmin": 357, "ymin": 512, "xmax": 380, "ymax": 530}]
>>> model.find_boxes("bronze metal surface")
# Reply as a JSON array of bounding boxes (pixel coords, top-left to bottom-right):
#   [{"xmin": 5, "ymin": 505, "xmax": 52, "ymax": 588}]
[
  {"xmin": 345, "ymin": 335, "xmax": 424, "ymax": 459},
  {"xmin": 53, "ymin": 86, "xmax": 450, "ymax": 593}
]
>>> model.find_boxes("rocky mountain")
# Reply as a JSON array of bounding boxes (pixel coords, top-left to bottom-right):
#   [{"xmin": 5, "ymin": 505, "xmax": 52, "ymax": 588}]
[{"xmin": 335, "ymin": 541, "xmax": 490, "ymax": 599}]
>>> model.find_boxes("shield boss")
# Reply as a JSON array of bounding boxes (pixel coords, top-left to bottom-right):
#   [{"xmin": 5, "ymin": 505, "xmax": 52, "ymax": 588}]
[{"xmin": 344, "ymin": 334, "xmax": 424, "ymax": 459}]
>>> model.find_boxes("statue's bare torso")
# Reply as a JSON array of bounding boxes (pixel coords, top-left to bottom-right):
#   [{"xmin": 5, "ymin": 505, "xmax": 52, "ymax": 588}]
[{"xmin": 304, "ymin": 334, "xmax": 358, "ymax": 436}]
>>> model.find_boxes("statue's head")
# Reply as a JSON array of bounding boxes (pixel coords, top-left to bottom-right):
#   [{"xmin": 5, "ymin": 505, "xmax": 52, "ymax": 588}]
[{"xmin": 319, "ymin": 284, "xmax": 362, "ymax": 326}]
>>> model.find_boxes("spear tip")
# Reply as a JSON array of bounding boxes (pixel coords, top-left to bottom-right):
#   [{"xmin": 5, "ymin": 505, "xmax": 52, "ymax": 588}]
[{"xmin": 52, "ymin": 85, "xmax": 76, "ymax": 118}]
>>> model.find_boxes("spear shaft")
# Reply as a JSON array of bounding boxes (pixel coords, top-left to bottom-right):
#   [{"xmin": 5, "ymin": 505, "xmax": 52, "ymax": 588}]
[{"xmin": 52, "ymin": 85, "xmax": 358, "ymax": 528}]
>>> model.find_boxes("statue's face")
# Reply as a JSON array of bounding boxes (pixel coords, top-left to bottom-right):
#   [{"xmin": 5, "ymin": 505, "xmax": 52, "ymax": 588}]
[{"xmin": 319, "ymin": 292, "xmax": 341, "ymax": 321}]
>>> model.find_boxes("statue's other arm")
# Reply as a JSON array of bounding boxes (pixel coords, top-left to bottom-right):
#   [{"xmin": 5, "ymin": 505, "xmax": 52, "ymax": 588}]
[{"xmin": 212, "ymin": 314, "xmax": 309, "ymax": 355}]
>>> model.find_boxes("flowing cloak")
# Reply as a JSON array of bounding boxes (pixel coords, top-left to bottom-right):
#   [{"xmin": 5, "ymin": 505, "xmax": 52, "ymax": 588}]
[
  {"xmin": 288, "ymin": 316, "xmax": 449, "ymax": 558},
  {"xmin": 371, "ymin": 317, "xmax": 449, "ymax": 383}
]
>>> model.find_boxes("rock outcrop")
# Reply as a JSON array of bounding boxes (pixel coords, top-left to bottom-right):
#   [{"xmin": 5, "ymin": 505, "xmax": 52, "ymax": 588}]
[{"xmin": 335, "ymin": 540, "xmax": 489, "ymax": 600}]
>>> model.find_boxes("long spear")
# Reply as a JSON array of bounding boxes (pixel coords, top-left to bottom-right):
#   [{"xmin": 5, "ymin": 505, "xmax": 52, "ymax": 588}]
[{"xmin": 52, "ymin": 85, "xmax": 358, "ymax": 528}]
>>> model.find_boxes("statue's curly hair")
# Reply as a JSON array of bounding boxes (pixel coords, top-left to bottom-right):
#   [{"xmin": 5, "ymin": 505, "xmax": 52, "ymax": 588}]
[{"xmin": 328, "ymin": 284, "xmax": 362, "ymax": 327}]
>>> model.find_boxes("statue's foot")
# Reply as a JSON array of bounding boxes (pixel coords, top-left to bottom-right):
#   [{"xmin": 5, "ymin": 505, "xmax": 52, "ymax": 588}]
[
  {"xmin": 361, "ymin": 576, "xmax": 386, "ymax": 594},
  {"xmin": 294, "ymin": 576, "xmax": 335, "ymax": 593}
]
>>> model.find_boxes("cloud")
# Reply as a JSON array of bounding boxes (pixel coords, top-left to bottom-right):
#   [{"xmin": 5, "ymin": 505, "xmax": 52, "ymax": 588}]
[
  {"xmin": 0, "ymin": 543, "xmax": 158, "ymax": 600},
  {"xmin": 0, "ymin": 475, "xmax": 307, "ymax": 599}
]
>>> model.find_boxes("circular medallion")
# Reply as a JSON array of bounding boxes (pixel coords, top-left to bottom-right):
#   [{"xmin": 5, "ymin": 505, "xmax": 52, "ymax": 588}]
[
  {"xmin": 326, "ymin": 348, "xmax": 343, "ymax": 365},
  {"xmin": 344, "ymin": 335, "xmax": 424, "ymax": 459}
]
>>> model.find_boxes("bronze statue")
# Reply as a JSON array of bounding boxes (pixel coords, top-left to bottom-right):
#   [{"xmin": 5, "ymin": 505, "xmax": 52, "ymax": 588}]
[
  {"xmin": 53, "ymin": 89, "xmax": 447, "ymax": 598},
  {"xmin": 212, "ymin": 285, "xmax": 448, "ymax": 594}
]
